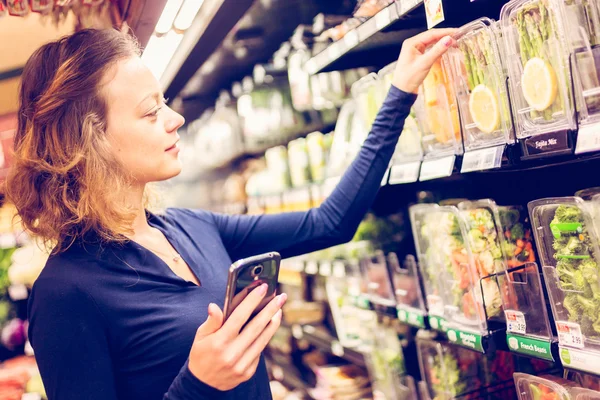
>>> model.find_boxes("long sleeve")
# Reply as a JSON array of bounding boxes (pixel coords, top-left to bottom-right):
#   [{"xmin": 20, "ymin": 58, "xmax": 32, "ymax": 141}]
[
  {"xmin": 208, "ymin": 86, "xmax": 416, "ymax": 261},
  {"xmin": 28, "ymin": 273, "xmax": 223, "ymax": 400}
]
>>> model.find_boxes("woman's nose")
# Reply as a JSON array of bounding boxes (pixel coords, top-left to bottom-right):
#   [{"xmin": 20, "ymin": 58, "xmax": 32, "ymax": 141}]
[{"xmin": 165, "ymin": 107, "xmax": 185, "ymax": 133}]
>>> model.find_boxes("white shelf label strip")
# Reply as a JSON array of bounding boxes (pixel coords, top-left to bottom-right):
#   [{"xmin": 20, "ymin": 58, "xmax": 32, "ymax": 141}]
[
  {"xmin": 419, "ymin": 155, "xmax": 455, "ymax": 181},
  {"xmin": 389, "ymin": 161, "xmax": 421, "ymax": 184}
]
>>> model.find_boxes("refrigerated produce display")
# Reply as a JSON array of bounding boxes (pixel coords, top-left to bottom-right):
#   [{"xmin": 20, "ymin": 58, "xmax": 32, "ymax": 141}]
[{"xmin": 8, "ymin": 0, "xmax": 600, "ymax": 399}]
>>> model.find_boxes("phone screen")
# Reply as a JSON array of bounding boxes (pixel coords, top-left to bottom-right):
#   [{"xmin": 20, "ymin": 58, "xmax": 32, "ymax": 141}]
[{"xmin": 225, "ymin": 255, "xmax": 280, "ymax": 320}]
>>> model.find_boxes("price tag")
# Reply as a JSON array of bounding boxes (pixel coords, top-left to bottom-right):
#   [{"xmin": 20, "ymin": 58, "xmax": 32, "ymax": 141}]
[
  {"xmin": 292, "ymin": 324, "xmax": 304, "ymax": 339},
  {"xmin": 331, "ymin": 340, "xmax": 345, "ymax": 357},
  {"xmin": 419, "ymin": 155, "xmax": 455, "ymax": 181},
  {"xmin": 575, "ymin": 122, "xmax": 600, "ymax": 154},
  {"xmin": 427, "ymin": 295, "xmax": 444, "ymax": 316},
  {"xmin": 375, "ymin": 7, "xmax": 392, "ymax": 30},
  {"xmin": 319, "ymin": 261, "xmax": 332, "ymax": 277},
  {"xmin": 8, "ymin": 284, "xmax": 28, "ymax": 301},
  {"xmin": 305, "ymin": 261, "xmax": 318, "ymax": 275},
  {"xmin": 461, "ymin": 145, "xmax": 504, "ymax": 173},
  {"xmin": 344, "ymin": 30, "xmax": 359, "ymax": 48},
  {"xmin": 389, "ymin": 161, "xmax": 421, "ymax": 184},
  {"xmin": 425, "ymin": 0, "xmax": 445, "ymax": 29},
  {"xmin": 557, "ymin": 321, "xmax": 585, "ymax": 349},
  {"xmin": 505, "ymin": 310, "xmax": 527, "ymax": 335}
]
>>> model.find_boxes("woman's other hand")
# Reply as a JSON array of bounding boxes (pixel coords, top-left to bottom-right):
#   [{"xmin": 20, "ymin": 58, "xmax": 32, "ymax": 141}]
[
  {"xmin": 393, "ymin": 28, "xmax": 457, "ymax": 94},
  {"xmin": 187, "ymin": 284, "xmax": 287, "ymax": 391}
]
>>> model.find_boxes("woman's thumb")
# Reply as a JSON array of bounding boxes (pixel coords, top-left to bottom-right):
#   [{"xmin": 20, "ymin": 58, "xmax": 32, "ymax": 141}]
[
  {"xmin": 195, "ymin": 303, "xmax": 224, "ymax": 340},
  {"xmin": 420, "ymin": 35, "xmax": 454, "ymax": 69}
]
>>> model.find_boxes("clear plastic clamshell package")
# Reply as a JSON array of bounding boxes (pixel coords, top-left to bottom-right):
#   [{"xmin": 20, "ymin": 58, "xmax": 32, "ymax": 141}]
[
  {"xmin": 352, "ymin": 72, "xmax": 381, "ymax": 133},
  {"xmin": 559, "ymin": 0, "xmax": 600, "ymax": 152},
  {"xmin": 500, "ymin": 0, "xmax": 576, "ymax": 139},
  {"xmin": 409, "ymin": 204, "xmax": 450, "ymax": 332},
  {"xmin": 417, "ymin": 331, "xmax": 520, "ymax": 400},
  {"xmin": 529, "ymin": 197, "xmax": 600, "ymax": 374},
  {"xmin": 360, "ymin": 250, "xmax": 397, "ymax": 308},
  {"xmin": 415, "ymin": 57, "xmax": 463, "ymax": 159},
  {"xmin": 362, "ymin": 315, "xmax": 416, "ymax": 400},
  {"xmin": 493, "ymin": 202, "xmax": 556, "ymax": 361},
  {"xmin": 325, "ymin": 260, "xmax": 363, "ymax": 348},
  {"xmin": 379, "ymin": 62, "xmax": 424, "ymax": 163},
  {"xmin": 514, "ymin": 373, "xmax": 580, "ymax": 400},
  {"xmin": 445, "ymin": 18, "xmax": 514, "ymax": 152},
  {"xmin": 388, "ymin": 253, "xmax": 428, "ymax": 329},
  {"xmin": 326, "ymin": 100, "xmax": 357, "ymax": 179}
]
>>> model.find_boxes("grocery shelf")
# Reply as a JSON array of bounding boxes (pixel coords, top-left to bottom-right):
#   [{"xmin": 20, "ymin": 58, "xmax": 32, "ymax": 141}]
[
  {"xmin": 300, "ymin": 325, "xmax": 366, "ymax": 367},
  {"xmin": 305, "ymin": 0, "xmax": 424, "ymax": 75}
]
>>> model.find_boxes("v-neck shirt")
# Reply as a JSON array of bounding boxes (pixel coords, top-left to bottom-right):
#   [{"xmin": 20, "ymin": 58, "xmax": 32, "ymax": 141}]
[{"xmin": 27, "ymin": 86, "xmax": 416, "ymax": 400}]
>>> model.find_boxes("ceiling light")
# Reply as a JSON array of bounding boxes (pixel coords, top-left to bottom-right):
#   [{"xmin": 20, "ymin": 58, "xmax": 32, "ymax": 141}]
[
  {"xmin": 142, "ymin": 30, "xmax": 184, "ymax": 80},
  {"xmin": 155, "ymin": 0, "xmax": 184, "ymax": 35},
  {"xmin": 173, "ymin": 0, "xmax": 205, "ymax": 32}
]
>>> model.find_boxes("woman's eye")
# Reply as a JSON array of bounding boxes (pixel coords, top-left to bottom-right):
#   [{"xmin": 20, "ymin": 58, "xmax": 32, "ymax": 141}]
[{"xmin": 147, "ymin": 106, "xmax": 163, "ymax": 118}]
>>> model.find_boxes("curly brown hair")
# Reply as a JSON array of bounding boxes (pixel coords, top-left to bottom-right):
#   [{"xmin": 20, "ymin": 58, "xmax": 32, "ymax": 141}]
[{"xmin": 6, "ymin": 29, "xmax": 146, "ymax": 253}]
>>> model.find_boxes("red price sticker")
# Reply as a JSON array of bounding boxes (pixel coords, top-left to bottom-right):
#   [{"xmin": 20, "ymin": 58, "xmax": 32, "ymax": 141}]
[
  {"xmin": 505, "ymin": 310, "xmax": 526, "ymax": 335},
  {"xmin": 557, "ymin": 321, "xmax": 584, "ymax": 349}
]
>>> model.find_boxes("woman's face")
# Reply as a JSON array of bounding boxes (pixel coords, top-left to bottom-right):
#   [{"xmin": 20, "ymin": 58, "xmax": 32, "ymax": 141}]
[{"xmin": 103, "ymin": 57, "xmax": 185, "ymax": 184}]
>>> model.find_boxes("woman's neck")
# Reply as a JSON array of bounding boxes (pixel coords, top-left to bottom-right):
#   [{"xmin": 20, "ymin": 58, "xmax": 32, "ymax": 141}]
[{"xmin": 128, "ymin": 183, "xmax": 153, "ymax": 238}]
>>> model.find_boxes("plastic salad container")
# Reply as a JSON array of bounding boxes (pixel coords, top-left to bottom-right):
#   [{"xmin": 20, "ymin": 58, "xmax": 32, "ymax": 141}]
[
  {"xmin": 559, "ymin": 0, "xmax": 600, "ymax": 128},
  {"xmin": 325, "ymin": 260, "xmax": 363, "ymax": 348},
  {"xmin": 528, "ymin": 197, "xmax": 600, "ymax": 357},
  {"xmin": 415, "ymin": 56, "xmax": 463, "ymax": 159},
  {"xmin": 445, "ymin": 18, "xmax": 513, "ymax": 151},
  {"xmin": 351, "ymin": 72, "xmax": 380, "ymax": 133},
  {"xmin": 417, "ymin": 332, "xmax": 519, "ymax": 400},
  {"xmin": 360, "ymin": 250, "xmax": 397, "ymax": 307},
  {"xmin": 514, "ymin": 373, "xmax": 579, "ymax": 400},
  {"xmin": 500, "ymin": 0, "xmax": 576, "ymax": 138},
  {"xmin": 326, "ymin": 100, "xmax": 356, "ymax": 179},
  {"xmin": 378, "ymin": 62, "xmax": 424, "ymax": 164},
  {"xmin": 457, "ymin": 200, "xmax": 507, "ymax": 325},
  {"xmin": 409, "ymin": 204, "xmax": 450, "ymax": 329},
  {"xmin": 362, "ymin": 315, "xmax": 411, "ymax": 400},
  {"xmin": 389, "ymin": 253, "xmax": 428, "ymax": 328}
]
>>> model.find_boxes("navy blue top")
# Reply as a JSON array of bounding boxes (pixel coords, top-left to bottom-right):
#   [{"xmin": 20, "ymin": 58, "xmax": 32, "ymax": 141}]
[{"xmin": 27, "ymin": 86, "xmax": 415, "ymax": 400}]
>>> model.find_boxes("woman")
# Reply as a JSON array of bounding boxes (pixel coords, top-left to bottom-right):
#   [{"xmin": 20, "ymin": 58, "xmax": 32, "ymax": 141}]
[{"xmin": 7, "ymin": 27, "xmax": 454, "ymax": 400}]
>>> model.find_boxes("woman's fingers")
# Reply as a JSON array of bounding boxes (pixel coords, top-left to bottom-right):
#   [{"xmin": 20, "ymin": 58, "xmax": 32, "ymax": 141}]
[
  {"xmin": 410, "ymin": 28, "xmax": 458, "ymax": 51},
  {"xmin": 419, "ymin": 35, "xmax": 455, "ymax": 67},
  {"xmin": 194, "ymin": 303, "xmax": 224, "ymax": 341},
  {"xmin": 237, "ymin": 293, "xmax": 287, "ymax": 345},
  {"xmin": 222, "ymin": 283, "xmax": 268, "ymax": 337},
  {"xmin": 236, "ymin": 309, "xmax": 283, "ymax": 372}
]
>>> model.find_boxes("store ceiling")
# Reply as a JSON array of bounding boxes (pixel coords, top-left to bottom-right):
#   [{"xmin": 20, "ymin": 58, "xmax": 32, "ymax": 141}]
[
  {"xmin": 0, "ymin": 13, "xmax": 76, "ymax": 115},
  {"xmin": 168, "ymin": 0, "xmax": 355, "ymax": 120}
]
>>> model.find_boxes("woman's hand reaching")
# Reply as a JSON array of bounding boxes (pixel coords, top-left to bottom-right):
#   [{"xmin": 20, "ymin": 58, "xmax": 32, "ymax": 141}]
[
  {"xmin": 187, "ymin": 284, "xmax": 287, "ymax": 391},
  {"xmin": 393, "ymin": 28, "xmax": 457, "ymax": 94}
]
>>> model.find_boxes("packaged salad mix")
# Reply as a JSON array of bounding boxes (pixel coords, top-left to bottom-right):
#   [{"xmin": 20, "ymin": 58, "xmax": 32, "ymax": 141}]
[
  {"xmin": 529, "ymin": 197, "xmax": 600, "ymax": 369},
  {"xmin": 500, "ymin": 0, "xmax": 576, "ymax": 138},
  {"xmin": 445, "ymin": 18, "xmax": 514, "ymax": 151}
]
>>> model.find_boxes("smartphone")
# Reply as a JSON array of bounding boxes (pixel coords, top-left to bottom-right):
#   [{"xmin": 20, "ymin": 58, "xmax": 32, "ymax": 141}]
[{"xmin": 223, "ymin": 252, "xmax": 281, "ymax": 321}]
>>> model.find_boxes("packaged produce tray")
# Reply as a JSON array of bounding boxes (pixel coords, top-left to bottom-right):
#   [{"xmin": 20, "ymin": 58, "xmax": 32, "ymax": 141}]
[
  {"xmin": 445, "ymin": 18, "xmax": 514, "ymax": 152},
  {"xmin": 500, "ymin": 0, "xmax": 576, "ymax": 139},
  {"xmin": 529, "ymin": 197, "xmax": 600, "ymax": 374}
]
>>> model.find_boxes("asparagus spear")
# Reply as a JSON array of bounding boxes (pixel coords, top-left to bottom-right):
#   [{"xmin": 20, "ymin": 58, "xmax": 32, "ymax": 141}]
[
  {"xmin": 460, "ymin": 42, "xmax": 475, "ymax": 91},
  {"xmin": 525, "ymin": 13, "xmax": 545, "ymax": 59}
]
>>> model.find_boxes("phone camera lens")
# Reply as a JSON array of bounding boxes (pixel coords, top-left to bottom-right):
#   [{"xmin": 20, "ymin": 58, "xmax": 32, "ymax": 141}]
[{"xmin": 252, "ymin": 265, "xmax": 263, "ymax": 276}]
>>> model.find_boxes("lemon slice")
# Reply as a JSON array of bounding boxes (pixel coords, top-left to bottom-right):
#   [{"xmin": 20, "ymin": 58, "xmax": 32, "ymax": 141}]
[
  {"xmin": 469, "ymin": 84, "xmax": 500, "ymax": 134},
  {"xmin": 521, "ymin": 57, "xmax": 558, "ymax": 112}
]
